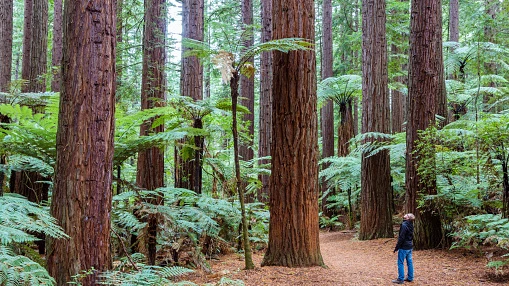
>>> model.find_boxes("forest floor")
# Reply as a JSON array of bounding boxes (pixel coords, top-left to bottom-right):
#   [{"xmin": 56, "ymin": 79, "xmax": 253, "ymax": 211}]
[{"xmin": 178, "ymin": 231, "xmax": 509, "ymax": 286}]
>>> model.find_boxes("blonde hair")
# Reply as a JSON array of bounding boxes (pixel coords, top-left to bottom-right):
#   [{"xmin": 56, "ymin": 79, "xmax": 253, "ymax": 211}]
[{"xmin": 404, "ymin": 213, "xmax": 415, "ymax": 221}]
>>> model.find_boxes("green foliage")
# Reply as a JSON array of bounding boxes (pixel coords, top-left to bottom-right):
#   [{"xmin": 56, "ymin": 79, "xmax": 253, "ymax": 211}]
[
  {"xmin": 0, "ymin": 194, "xmax": 68, "ymax": 286},
  {"xmin": 451, "ymin": 214, "xmax": 509, "ymax": 268},
  {"xmin": 98, "ymin": 264, "xmax": 194, "ymax": 286},
  {"xmin": 318, "ymin": 75, "xmax": 362, "ymax": 107}
]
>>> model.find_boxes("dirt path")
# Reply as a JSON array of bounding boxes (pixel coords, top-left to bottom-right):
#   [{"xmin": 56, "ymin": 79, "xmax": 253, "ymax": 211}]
[{"xmin": 181, "ymin": 232, "xmax": 507, "ymax": 285}]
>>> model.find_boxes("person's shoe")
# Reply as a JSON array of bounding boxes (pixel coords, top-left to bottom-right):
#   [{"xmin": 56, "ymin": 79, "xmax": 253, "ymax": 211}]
[
  {"xmin": 392, "ymin": 279, "xmax": 404, "ymax": 284},
  {"xmin": 404, "ymin": 278, "xmax": 413, "ymax": 282}
]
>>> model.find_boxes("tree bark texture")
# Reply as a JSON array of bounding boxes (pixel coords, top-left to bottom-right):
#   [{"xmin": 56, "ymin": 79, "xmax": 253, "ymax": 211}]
[
  {"xmin": 240, "ymin": 0, "xmax": 254, "ymax": 202},
  {"xmin": 21, "ymin": 0, "xmax": 48, "ymax": 93},
  {"xmin": 390, "ymin": 45, "xmax": 406, "ymax": 134},
  {"xmin": 0, "ymin": 0, "xmax": 13, "ymax": 94},
  {"xmin": 258, "ymin": 0, "xmax": 272, "ymax": 203},
  {"xmin": 51, "ymin": 0, "xmax": 63, "ymax": 92},
  {"xmin": 359, "ymin": 0, "xmax": 393, "ymax": 240},
  {"xmin": 405, "ymin": 0, "xmax": 443, "ymax": 249},
  {"xmin": 136, "ymin": 0, "xmax": 166, "ymax": 266},
  {"xmin": 320, "ymin": 0, "xmax": 334, "ymax": 217},
  {"xmin": 47, "ymin": 1, "xmax": 116, "ymax": 284},
  {"xmin": 176, "ymin": 0, "xmax": 204, "ymax": 193},
  {"xmin": 448, "ymin": 0, "xmax": 459, "ymax": 43},
  {"xmin": 262, "ymin": 0, "xmax": 323, "ymax": 267}
]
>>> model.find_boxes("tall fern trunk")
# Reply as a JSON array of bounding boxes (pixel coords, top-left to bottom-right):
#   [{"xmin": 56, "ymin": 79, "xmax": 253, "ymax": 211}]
[
  {"xmin": 230, "ymin": 71, "xmax": 254, "ymax": 270},
  {"xmin": 502, "ymin": 160, "xmax": 509, "ymax": 218}
]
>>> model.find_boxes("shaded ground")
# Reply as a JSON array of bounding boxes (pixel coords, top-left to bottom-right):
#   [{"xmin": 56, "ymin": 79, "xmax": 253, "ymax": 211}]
[{"xmin": 180, "ymin": 231, "xmax": 508, "ymax": 285}]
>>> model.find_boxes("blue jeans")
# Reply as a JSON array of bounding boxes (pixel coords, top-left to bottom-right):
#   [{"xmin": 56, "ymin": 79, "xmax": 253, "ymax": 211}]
[{"xmin": 397, "ymin": 249, "xmax": 414, "ymax": 281}]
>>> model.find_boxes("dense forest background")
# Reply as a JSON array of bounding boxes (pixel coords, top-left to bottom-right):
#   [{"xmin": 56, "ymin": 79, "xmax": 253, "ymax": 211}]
[{"xmin": 0, "ymin": 0, "xmax": 509, "ymax": 285}]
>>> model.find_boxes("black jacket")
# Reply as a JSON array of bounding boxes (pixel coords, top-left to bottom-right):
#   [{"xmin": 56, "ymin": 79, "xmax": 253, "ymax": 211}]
[{"xmin": 394, "ymin": 220, "xmax": 414, "ymax": 251}]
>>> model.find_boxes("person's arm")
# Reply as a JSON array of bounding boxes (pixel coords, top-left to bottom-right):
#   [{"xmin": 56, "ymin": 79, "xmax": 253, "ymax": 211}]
[{"xmin": 394, "ymin": 223, "xmax": 408, "ymax": 252}]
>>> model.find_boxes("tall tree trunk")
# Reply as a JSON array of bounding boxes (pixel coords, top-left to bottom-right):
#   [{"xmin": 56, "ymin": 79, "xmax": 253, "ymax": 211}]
[
  {"xmin": 359, "ymin": 0, "xmax": 392, "ymax": 240},
  {"xmin": 136, "ymin": 0, "xmax": 166, "ymax": 266},
  {"xmin": 390, "ymin": 45, "xmax": 406, "ymax": 133},
  {"xmin": 502, "ymin": 160, "xmax": 509, "ymax": 218},
  {"xmin": 51, "ymin": 0, "xmax": 63, "ymax": 92},
  {"xmin": 448, "ymin": 0, "xmax": 459, "ymax": 43},
  {"xmin": 47, "ymin": 1, "xmax": 116, "ymax": 284},
  {"xmin": 436, "ymin": 3, "xmax": 448, "ymax": 126},
  {"xmin": 21, "ymin": 0, "xmax": 48, "ymax": 93},
  {"xmin": 483, "ymin": 0, "xmax": 498, "ymax": 108},
  {"xmin": 16, "ymin": 0, "xmax": 49, "ymax": 254},
  {"xmin": 320, "ymin": 0, "xmax": 334, "ymax": 218},
  {"xmin": 258, "ymin": 0, "xmax": 272, "ymax": 203},
  {"xmin": 240, "ymin": 0, "xmax": 254, "ymax": 202},
  {"xmin": 262, "ymin": 0, "xmax": 323, "ymax": 267},
  {"xmin": 406, "ymin": 0, "xmax": 443, "ymax": 250},
  {"xmin": 0, "ymin": 0, "xmax": 13, "ymax": 94},
  {"xmin": 176, "ymin": 0, "xmax": 204, "ymax": 193}
]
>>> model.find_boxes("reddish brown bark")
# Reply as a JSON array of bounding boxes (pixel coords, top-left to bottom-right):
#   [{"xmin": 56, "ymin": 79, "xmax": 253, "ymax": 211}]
[
  {"xmin": 337, "ymin": 101, "xmax": 354, "ymax": 157},
  {"xmin": 136, "ymin": 0, "xmax": 166, "ymax": 266},
  {"xmin": 176, "ymin": 0, "xmax": 204, "ymax": 193},
  {"xmin": 262, "ymin": 0, "xmax": 323, "ymax": 267},
  {"xmin": 359, "ymin": 0, "xmax": 392, "ymax": 240},
  {"xmin": 448, "ymin": 0, "xmax": 459, "ymax": 43},
  {"xmin": 0, "ymin": 0, "xmax": 13, "ymax": 94},
  {"xmin": 320, "ymin": 0, "xmax": 334, "ymax": 217},
  {"xmin": 257, "ymin": 0, "xmax": 272, "ymax": 203},
  {"xmin": 406, "ymin": 0, "xmax": 443, "ymax": 249},
  {"xmin": 51, "ymin": 0, "xmax": 63, "ymax": 92},
  {"xmin": 21, "ymin": 0, "xmax": 48, "ymax": 93},
  {"xmin": 47, "ymin": 1, "xmax": 116, "ymax": 284},
  {"xmin": 240, "ymin": 0, "xmax": 254, "ymax": 202}
]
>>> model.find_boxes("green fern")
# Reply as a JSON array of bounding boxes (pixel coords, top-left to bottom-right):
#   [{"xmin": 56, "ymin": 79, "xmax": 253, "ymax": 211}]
[
  {"xmin": 0, "ymin": 246, "xmax": 56, "ymax": 286},
  {"xmin": 98, "ymin": 264, "xmax": 194, "ymax": 286}
]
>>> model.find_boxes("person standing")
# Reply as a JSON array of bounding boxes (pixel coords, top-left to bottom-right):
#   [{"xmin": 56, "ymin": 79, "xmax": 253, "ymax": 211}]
[{"xmin": 392, "ymin": 213, "xmax": 415, "ymax": 284}]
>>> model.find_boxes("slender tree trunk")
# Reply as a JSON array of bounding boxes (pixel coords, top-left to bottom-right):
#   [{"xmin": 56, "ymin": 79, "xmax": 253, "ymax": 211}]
[
  {"xmin": 390, "ymin": 45, "xmax": 405, "ymax": 133},
  {"xmin": 337, "ymin": 102, "xmax": 354, "ymax": 157},
  {"xmin": 47, "ymin": 1, "xmax": 116, "ymax": 284},
  {"xmin": 240, "ymin": 0, "xmax": 254, "ymax": 202},
  {"xmin": 406, "ymin": 0, "xmax": 443, "ymax": 250},
  {"xmin": 320, "ymin": 0, "xmax": 334, "ymax": 217},
  {"xmin": 258, "ymin": 0, "xmax": 272, "ymax": 203},
  {"xmin": 0, "ymin": 0, "xmax": 13, "ymax": 94},
  {"xmin": 51, "ymin": 0, "xmax": 63, "ymax": 92},
  {"xmin": 136, "ymin": 0, "xmax": 166, "ymax": 266},
  {"xmin": 359, "ymin": 0, "xmax": 392, "ymax": 240},
  {"xmin": 176, "ymin": 0, "xmax": 204, "ymax": 193},
  {"xmin": 483, "ymin": 0, "xmax": 498, "ymax": 109},
  {"xmin": 262, "ymin": 0, "xmax": 323, "ymax": 267},
  {"xmin": 230, "ymin": 71, "xmax": 255, "ymax": 269},
  {"xmin": 448, "ymin": 0, "xmax": 459, "ymax": 43},
  {"xmin": 0, "ymin": 1, "xmax": 13, "ymax": 194},
  {"xmin": 501, "ymin": 159, "xmax": 509, "ymax": 218},
  {"xmin": 436, "ymin": 4, "xmax": 448, "ymax": 126}
]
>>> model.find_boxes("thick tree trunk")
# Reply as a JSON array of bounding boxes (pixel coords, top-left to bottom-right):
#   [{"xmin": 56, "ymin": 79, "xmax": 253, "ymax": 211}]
[
  {"xmin": 320, "ymin": 0, "xmax": 334, "ymax": 217},
  {"xmin": 240, "ymin": 0, "xmax": 254, "ymax": 202},
  {"xmin": 258, "ymin": 0, "xmax": 272, "ymax": 203},
  {"xmin": 46, "ymin": 1, "xmax": 116, "ymax": 285},
  {"xmin": 21, "ymin": 0, "xmax": 48, "ymax": 93},
  {"xmin": 0, "ymin": 0, "xmax": 13, "ymax": 94},
  {"xmin": 262, "ymin": 0, "xmax": 323, "ymax": 267},
  {"xmin": 51, "ymin": 0, "xmax": 63, "ymax": 92},
  {"xmin": 176, "ymin": 0, "xmax": 204, "ymax": 193},
  {"xmin": 448, "ymin": 0, "xmax": 459, "ymax": 43},
  {"xmin": 405, "ymin": 0, "xmax": 443, "ymax": 250},
  {"xmin": 136, "ymin": 0, "xmax": 166, "ymax": 266},
  {"xmin": 359, "ymin": 0, "xmax": 392, "ymax": 240}
]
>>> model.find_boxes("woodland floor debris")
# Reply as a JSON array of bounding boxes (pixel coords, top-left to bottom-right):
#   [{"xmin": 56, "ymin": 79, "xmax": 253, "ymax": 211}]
[{"xmin": 179, "ymin": 231, "xmax": 509, "ymax": 285}]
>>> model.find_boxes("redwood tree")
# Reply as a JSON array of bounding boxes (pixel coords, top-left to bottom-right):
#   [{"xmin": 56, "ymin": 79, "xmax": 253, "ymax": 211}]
[
  {"xmin": 240, "ymin": 0, "xmax": 254, "ymax": 202},
  {"xmin": 359, "ymin": 0, "xmax": 393, "ymax": 240},
  {"xmin": 136, "ymin": 0, "xmax": 166, "ymax": 266},
  {"xmin": 405, "ymin": 0, "xmax": 443, "ymax": 249},
  {"xmin": 176, "ymin": 0, "xmax": 204, "ymax": 193},
  {"xmin": 262, "ymin": 0, "xmax": 323, "ymax": 267},
  {"xmin": 320, "ymin": 0, "xmax": 334, "ymax": 218},
  {"xmin": 51, "ymin": 0, "xmax": 63, "ymax": 92},
  {"xmin": 47, "ymin": 1, "xmax": 116, "ymax": 284},
  {"xmin": 257, "ymin": 0, "xmax": 272, "ymax": 203},
  {"xmin": 0, "ymin": 0, "xmax": 13, "ymax": 94}
]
